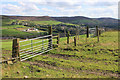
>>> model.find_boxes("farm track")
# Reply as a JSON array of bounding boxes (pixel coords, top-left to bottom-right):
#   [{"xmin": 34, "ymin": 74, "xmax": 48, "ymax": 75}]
[{"xmin": 25, "ymin": 54, "xmax": 119, "ymax": 78}]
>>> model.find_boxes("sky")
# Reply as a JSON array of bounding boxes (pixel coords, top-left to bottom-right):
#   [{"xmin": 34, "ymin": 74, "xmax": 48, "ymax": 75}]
[{"xmin": 1, "ymin": 0, "xmax": 119, "ymax": 19}]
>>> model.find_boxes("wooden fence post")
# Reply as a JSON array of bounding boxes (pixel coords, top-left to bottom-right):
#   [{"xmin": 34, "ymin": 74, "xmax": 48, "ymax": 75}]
[
  {"xmin": 12, "ymin": 38, "xmax": 20, "ymax": 61},
  {"xmin": 96, "ymin": 26, "xmax": 98, "ymax": 36},
  {"xmin": 67, "ymin": 31, "xmax": 70, "ymax": 44},
  {"xmin": 99, "ymin": 30, "xmax": 101, "ymax": 36},
  {"xmin": 57, "ymin": 33, "xmax": 60, "ymax": 45},
  {"xmin": 97, "ymin": 30, "xmax": 99, "ymax": 42},
  {"xmin": 48, "ymin": 26, "xmax": 52, "ymax": 49},
  {"xmin": 74, "ymin": 37, "xmax": 76, "ymax": 46},
  {"xmin": 87, "ymin": 26, "xmax": 89, "ymax": 38},
  {"xmin": 64, "ymin": 27, "xmax": 66, "ymax": 37}
]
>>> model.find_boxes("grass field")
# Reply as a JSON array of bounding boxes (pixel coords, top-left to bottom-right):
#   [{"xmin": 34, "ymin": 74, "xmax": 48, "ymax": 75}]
[
  {"xmin": 1, "ymin": 29, "xmax": 43, "ymax": 38},
  {"xmin": 2, "ymin": 18, "xmax": 16, "ymax": 26},
  {"xmin": 1, "ymin": 19, "xmax": 76, "ymax": 39},
  {"xmin": 30, "ymin": 20, "xmax": 62, "ymax": 25},
  {"xmin": 1, "ymin": 31, "xmax": 119, "ymax": 78},
  {"xmin": 29, "ymin": 20, "xmax": 78, "ymax": 26},
  {"xmin": 2, "ymin": 25, "xmax": 26, "ymax": 29}
]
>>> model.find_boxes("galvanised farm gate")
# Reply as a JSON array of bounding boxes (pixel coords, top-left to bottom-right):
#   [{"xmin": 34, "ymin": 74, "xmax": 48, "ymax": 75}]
[
  {"xmin": 19, "ymin": 35, "xmax": 52, "ymax": 61},
  {"xmin": 12, "ymin": 26, "xmax": 59, "ymax": 61}
]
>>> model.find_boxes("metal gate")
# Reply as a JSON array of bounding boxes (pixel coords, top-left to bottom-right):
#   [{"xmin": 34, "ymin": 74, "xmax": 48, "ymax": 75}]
[
  {"xmin": 89, "ymin": 28, "xmax": 96, "ymax": 37},
  {"xmin": 19, "ymin": 35, "xmax": 52, "ymax": 61}
]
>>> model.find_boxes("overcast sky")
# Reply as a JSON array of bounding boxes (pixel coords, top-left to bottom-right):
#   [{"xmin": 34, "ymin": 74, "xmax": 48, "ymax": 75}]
[{"xmin": 1, "ymin": 0, "xmax": 119, "ymax": 19}]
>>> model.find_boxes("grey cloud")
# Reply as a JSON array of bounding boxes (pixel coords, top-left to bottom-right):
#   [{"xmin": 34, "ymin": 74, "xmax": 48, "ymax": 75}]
[
  {"xmin": 37, "ymin": 1, "xmax": 81, "ymax": 9},
  {"xmin": 92, "ymin": 2, "xmax": 117, "ymax": 6},
  {"xmin": 46, "ymin": 2, "xmax": 73, "ymax": 7}
]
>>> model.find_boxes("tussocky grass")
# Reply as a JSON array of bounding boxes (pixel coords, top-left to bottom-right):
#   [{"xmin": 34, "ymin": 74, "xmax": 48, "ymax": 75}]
[{"xmin": 2, "ymin": 31, "xmax": 119, "ymax": 78}]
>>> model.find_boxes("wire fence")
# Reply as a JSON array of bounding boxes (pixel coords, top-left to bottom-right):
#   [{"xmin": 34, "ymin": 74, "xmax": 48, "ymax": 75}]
[
  {"xmin": 10, "ymin": 26, "xmax": 105, "ymax": 62},
  {"xmin": 58, "ymin": 26, "xmax": 105, "ymax": 46}
]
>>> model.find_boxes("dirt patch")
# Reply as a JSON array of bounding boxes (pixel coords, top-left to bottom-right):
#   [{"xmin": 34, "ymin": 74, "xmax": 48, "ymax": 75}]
[
  {"xmin": 89, "ymin": 71, "xmax": 118, "ymax": 78},
  {"xmin": 49, "ymin": 53, "xmax": 79, "ymax": 58},
  {"xmin": 63, "ymin": 48, "xmax": 79, "ymax": 51},
  {"xmin": 63, "ymin": 48, "xmax": 73, "ymax": 51},
  {"xmin": 44, "ymin": 54, "xmax": 81, "ymax": 61},
  {"xmin": 34, "ymin": 60, "xmax": 59, "ymax": 66}
]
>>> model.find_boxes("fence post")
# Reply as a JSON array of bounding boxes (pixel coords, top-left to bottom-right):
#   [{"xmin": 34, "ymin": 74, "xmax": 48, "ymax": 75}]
[
  {"xmin": 48, "ymin": 26, "xmax": 52, "ymax": 49},
  {"xmin": 12, "ymin": 38, "xmax": 20, "ymax": 61},
  {"xmin": 87, "ymin": 26, "xmax": 89, "ymax": 38},
  {"xmin": 96, "ymin": 26, "xmax": 99, "ymax": 42},
  {"xmin": 99, "ymin": 30, "xmax": 101, "ymax": 36},
  {"xmin": 57, "ymin": 33, "xmax": 60, "ymax": 45},
  {"xmin": 67, "ymin": 31, "xmax": 70, "ymax": 44},
  {"xmin": 74, "ymin": 37, "xmax": 76, "ymax": 46},
  {"xmin": 98, "ymin": 30, "xmax": 99, "ymax": 42},
  {"xmin": 96, "ymin": 26, "xmax": 98, "ymax": 36},
  {"xmin": 64, "ymin": 27, "xmax": 66, "ymax": 37}
]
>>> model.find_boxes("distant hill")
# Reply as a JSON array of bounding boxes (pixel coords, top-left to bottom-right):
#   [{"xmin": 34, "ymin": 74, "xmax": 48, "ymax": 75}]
[
  {"xmin": 2, "ymin": 15, "xmax": 55, "ymax": 21},
  {"xmin": 1, "ymin": 15, "xmax": 119, "ymax": 29},
  {"xmin": 52, "ymin": 16, "xmax": 118, "ymax": 29}
]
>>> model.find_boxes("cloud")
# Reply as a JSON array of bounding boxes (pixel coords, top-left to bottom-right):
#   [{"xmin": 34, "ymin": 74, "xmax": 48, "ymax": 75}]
[
  {"xmin": 91, "ymin": 1, "xmax": 117, "ymax": 7},
  {"xmin": 41, "ymin": 8, "xmax": 53, "ymax": 12},
  {"xmin": 2, "ymin": 2, "xmax": 40, "ymax": 15},
  {"xmin": 1, "ymin": 0, "xmax": 119, "ymax": 3},
  {"xmin": 19, "ymin": 2, "xmax": 39, "ymax": 11},
  {"xmin": 1, "ymin": 0, "xmax": 119, "ymax": 18},
  {"xmin": 2, "ymin": 4, "xmax": 24, "ymax": 15}
]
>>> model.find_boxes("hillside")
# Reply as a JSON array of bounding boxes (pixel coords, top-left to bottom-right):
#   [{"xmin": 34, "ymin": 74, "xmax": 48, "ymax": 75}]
[
  {"xmin": 1, "ymin": 15, "xmax": 80, "ymax": 39},
  {"xmin": 52, "ymin": 16, "xmax": 118, "ymax": 29},
  {"xmin": 2, "ymin": 15, "xmax": 55, "ymax": 21},
  {"xmin": 2, "ymin": 15, "xmax": 119, "ymax": 29}
]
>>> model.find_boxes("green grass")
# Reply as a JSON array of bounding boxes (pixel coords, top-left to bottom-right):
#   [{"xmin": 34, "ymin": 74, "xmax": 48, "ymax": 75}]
[
  {"xmin": 2, "ymin": 18, "xmax": 16, "ymax": 26},
  {"xmin": 2, "ymin": 25, "xmax": 26, "ymax": 29},
  {"xmin": 2, "ymin": 31, "xmax": 119, "ymax": 78},
  {"xmin": 1, "ymin": 29, "xmax": 41, "ymax": 38},
  {"xmin": 30, "ymin": 20, "xmax": 62, "ymax": 25},
  {"xmin": 29, "ymin": 20, "xmax": 79, "ymax": 26},
  {"xmin": 30, "ymin": 20, "xmax": 78, "ymax": 25},
  {"xmin": 2, "ymin": 40, "xmax": 12, "ymax": 50}
]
